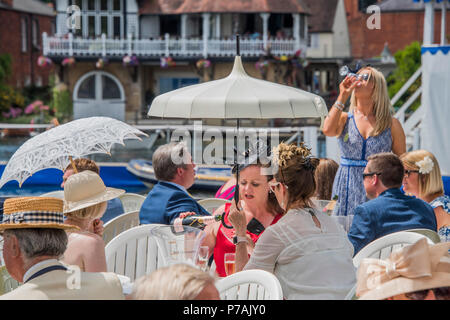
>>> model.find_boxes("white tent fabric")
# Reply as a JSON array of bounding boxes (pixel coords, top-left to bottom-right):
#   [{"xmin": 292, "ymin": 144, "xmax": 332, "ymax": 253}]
[
  {"xmin": 421, "ymin": 46, "xmax": 450, "ymax": 175},
  {"xmin": 148, "ymin": 56, "xmax": 328, "ymax": 127}
]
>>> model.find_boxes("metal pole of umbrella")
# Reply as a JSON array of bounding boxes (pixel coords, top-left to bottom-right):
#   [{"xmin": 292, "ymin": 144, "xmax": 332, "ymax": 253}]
[
  {"xmin": 221, "ymin": 35, "xmax": 241, "ymax": 229},
  {"xmin": 234, "ymin": 34, "xmax": 241, "ymax": 211}
]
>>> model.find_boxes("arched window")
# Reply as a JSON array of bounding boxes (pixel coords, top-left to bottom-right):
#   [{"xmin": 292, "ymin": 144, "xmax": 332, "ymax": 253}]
[
  {"xmin": 73, "ymin": 71, "xmax": 125, "ymax": 120},
  {"xmin": 75, "ymin": 71, "xmax": 123, "ymax": 101}
]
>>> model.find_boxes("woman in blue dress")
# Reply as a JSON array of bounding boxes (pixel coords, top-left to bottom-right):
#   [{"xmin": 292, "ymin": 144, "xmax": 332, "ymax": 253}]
[
  {"xmin": 322, "ymin": 67, "xmax": 406, "ymax": 216},
  {"xmin": 400, "ymin": 150, "xmax": 450, "ymax": 244}
]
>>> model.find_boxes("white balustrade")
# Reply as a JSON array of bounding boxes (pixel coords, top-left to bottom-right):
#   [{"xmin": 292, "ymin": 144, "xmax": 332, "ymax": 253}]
[{"xmin": 42, "ymin": 34, "xmax": 302, "ymax": 58}]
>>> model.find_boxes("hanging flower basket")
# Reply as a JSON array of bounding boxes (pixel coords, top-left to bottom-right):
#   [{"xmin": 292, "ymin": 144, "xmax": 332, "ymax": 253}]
[
  {"xmin": 61, "ymin": 57, "xmax": 75, "ymax": 67},
  {"xmin": 160, "ymin": 56, "xmax": 175, "ymax": 68},
  {"xmin": 96, "ymin": 58, "xmax": 108, "ymax": 69},
  {"xmin": 123, "ymin": 55, "xmax": 139, "ymax": 67},
  {"xmin": 196, "ymin": 59, "xmax": 211, "ymax": 69},
  {"xmin": 37, "ymin": 56, "xmax": 52, "ymax": 68}
]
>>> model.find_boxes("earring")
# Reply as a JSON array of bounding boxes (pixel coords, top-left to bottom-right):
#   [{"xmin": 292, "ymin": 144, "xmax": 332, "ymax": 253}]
[{"xmin": 281, "ymin": 200, "xmax": 285, "ymax": 208}]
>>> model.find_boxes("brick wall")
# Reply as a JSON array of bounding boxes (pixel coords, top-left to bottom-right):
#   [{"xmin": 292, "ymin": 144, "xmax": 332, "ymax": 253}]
[
  {"xmin": 344, "ymin": 0, "xmax": 450, "ymax": 59},
  {"xmin": 0, "ymin": 8, "xmax": 54, "ymax": 89}
]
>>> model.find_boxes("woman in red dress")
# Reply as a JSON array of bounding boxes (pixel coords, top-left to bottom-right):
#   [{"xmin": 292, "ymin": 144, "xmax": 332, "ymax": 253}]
[{"xmin": 201, "ymin": 162, "xmax": 284, "ymax": 277}]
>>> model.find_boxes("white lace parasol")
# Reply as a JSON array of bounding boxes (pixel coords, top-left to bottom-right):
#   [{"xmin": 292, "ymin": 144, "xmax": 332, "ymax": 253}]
[{"xmin": 0, "ymin": 117, "xmax": 148, "ymax": 188}]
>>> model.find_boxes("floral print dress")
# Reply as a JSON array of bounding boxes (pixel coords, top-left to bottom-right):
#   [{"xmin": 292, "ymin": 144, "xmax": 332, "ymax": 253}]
[
  {"xmin": 430, "ymin": 195, "xmax": 450, "ymax": 243},
  {"xmin": 331, "ymin": 113, "xmax": 392, "ymax": 216}
]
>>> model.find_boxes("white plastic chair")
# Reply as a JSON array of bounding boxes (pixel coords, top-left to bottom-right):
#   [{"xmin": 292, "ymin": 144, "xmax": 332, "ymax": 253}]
[
  {"xmin": 405, "ymin": 228, "xmax": 441, "ymax": 244},
  {"xmin": 39, "ymin": 190, "xmax": 64, "ymax": 199},
  {"xmin": 102, "ymin": 210, "xmax": 140, "ymax": 245},
  {"xmin": 198, "ymin": 198, "xmax": 230, "ymax": 214},
  {"xmin": 105, "ymin": 224, "xmax": 166, "ymax": 282},
  {"xmin": 344, "ymin": 284, "xmax": 357, "ymax": 300},
  {"xmin": 353, "ymin": 231, "xmax": 434, "ymax": 268},
  {"xmin": 216, "ymin": 269, "xmax": 283, "ymax": 300},
  {"xmin": 118, "ymin": 193, "xmax": 146, "ymax": 213}
]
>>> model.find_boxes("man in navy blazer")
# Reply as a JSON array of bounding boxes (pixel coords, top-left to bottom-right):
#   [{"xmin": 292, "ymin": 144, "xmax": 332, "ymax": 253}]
[
  {"xmin": 139, "ymin": 142, "xmax": 210, "ymax": 225},
  {"xmin": 348, "ymin": 152, "xmax": 437, "ymax": 255}
]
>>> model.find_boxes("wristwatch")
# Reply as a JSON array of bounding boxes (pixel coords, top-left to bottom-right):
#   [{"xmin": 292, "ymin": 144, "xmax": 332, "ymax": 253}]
[{"xmin": 233, "ymin": 236, "xmax": 248, "ymax": 245}]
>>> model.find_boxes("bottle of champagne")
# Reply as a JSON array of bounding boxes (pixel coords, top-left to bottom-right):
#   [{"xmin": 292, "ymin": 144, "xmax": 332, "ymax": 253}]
[{"xmin": 173, "ymin": 213, "xmax": 223, "ymax": 231}]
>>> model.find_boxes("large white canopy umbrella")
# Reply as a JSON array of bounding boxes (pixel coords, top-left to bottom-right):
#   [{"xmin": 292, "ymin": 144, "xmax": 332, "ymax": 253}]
[
  {"xmin": 0, "ymin": 117, "xmax": 148, "ymax": 188},
  {"xmin": 148, "ymin": 38, "xmax": 328, "ymax": 227},
  {"xmin": 149, "ymin": 56, "xmax": 328, "ymax": 125}
]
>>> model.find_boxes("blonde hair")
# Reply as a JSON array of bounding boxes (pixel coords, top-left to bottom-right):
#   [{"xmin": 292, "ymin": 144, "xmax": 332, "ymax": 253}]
[
  {"xmin": 349, "ymin": 67, "xmax": 394, "ymax": 137},
  {"xmin": 130, "ymin": 264, "xmax": 218, "ymax": 300},
  {"xmin": 65, "ymin": 202, "xmax": 106, "ymax": 220},
  {"xmin": 273, "ymin": 143, "xmax": 320, "ymax": 210},
  {"xmin": 399, "ymin": 150, "xmax": 444, "ymax": 198}
]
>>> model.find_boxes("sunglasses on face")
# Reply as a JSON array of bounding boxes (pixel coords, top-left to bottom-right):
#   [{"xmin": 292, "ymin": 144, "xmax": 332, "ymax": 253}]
[
  {"xmin": 404, "ymin": 170, "xmax": 420, "ymax": 177},
  {"xmin": 362, "ymin": 172, "xmax": 382, "ymax": 179}
]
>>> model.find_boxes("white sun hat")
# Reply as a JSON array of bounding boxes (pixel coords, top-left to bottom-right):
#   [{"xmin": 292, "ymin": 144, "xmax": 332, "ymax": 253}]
[{"xmin": 63, "ymin": 170, "xmax": 125, "ymax": 214}]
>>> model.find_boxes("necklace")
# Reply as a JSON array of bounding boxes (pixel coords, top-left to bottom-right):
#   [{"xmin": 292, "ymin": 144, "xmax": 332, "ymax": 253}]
[{"xmin": 355, "ymin": 109, "xmax": 372, "ymax": 121}]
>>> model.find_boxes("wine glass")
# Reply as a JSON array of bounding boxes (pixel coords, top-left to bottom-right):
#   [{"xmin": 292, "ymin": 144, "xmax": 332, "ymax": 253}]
[
  {"xmin": 196, "ymin": 246, "xmax": 209, "ymax": 271},
  {"xmin": 224, "ymin": 253, "xmax": 236, "ymax": 276}
]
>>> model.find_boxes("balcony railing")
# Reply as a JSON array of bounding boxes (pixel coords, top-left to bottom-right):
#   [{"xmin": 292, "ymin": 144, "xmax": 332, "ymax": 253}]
[{"xmin": 42, "ymin": 33, "xmax": 304, "ymax": 58}]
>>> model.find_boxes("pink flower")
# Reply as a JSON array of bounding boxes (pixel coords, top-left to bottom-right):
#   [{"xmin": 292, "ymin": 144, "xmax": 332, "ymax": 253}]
[
  {"xmin": 25, "ymin": 104, "xmax": 35, "ymax": 114},
  {"xmin": 25, "ymin": 100, "xmax": 44, "ymax": 114},
  {"xmin": 9, "ymin": 107, "xmax": 22, "ymax": 118}
]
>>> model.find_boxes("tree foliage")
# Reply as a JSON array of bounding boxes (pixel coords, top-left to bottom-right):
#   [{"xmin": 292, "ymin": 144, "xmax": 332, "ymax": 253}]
[{"xmin": 387, "ymin": 41, "xmax": 422, "ymax": 111}]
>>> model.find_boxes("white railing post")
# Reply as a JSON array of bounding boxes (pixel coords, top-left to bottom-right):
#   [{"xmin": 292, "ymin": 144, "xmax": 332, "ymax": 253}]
[
  {"xmin": 413, "ymin": 127, "xmax": 421, "ymax": 150},
  {"xmin": 42, "ymin": 32, "xmax": 48, "ymax": 56},
  {"xmin": 215, "ymin": 14, "xmax": 221, "ymax": 39},
  {"xmin": 202, "ymin": 13, "xmax": 210, "ymax": 58},
  {"xmin": 181, "ymin": 14, "xmax": 187, "ymax": 52},
  {"xmin": 128, "ymin": 33, "xmax": 132, "ymax": 56},
  {"xmin": 165, "ymin": 33, "xmax": 170, "ymax": 57},
  {"xmin": 391, "ymin": 66, "xmax": 423, "ymax": 106},
  {"xmin": 102, "ymin": 33, "xmax": 106, "ymax": 57},
  {"xmin": 441, "ymin": 1, "xmax": 447, "ymax": 45},
  {"xmin": 260, "ymin": 13, "xmax": 270, "ymax": 52},
  {"xmin": 68, "ymin": 32, "xmax": 73, "ymax": 56},
  {"xmin": 423, "ymin": 1, "xmax": 435, "ymax": 45},
  {"xmin": 293, "ymin": 13, "xmax": 301, "ymax": 51}
]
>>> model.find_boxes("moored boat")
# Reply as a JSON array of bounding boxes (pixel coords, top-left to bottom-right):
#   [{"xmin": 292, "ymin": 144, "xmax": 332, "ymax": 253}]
[{"xmin": 126, "ymin": 159, "xmax": 232, "ymax": 191}]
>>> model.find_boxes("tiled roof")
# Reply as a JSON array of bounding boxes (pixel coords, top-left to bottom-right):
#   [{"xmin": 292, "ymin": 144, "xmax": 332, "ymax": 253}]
[
  {"xmin": 139, "ymin": 0, "xmax": 309, "ymax": 15},
  {"xmin": 302, "ymin": 0, "xmax": 338, "ymax": 32},
  {"xmin": 0, "ymin": 0, "xmax": 55, "ymax": 16},
  {"xmin": 379, "ymin": 0, "xmax": 445, "ymax": 12}
]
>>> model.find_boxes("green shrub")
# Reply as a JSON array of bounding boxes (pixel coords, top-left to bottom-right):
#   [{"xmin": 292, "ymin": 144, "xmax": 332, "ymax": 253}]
[
  {"xmin": 387, "ymin": 41, "xmax": 422, "ymax": 112},
  {"xmin": 51, "ymin": 83, "xmax": 72, "ymax": 119}
]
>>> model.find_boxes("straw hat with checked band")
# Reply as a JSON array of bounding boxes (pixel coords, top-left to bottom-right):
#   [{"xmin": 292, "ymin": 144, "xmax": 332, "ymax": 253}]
[{"xmin": 0, "ymin": 197, "xmax": 79, "ymax": 231}]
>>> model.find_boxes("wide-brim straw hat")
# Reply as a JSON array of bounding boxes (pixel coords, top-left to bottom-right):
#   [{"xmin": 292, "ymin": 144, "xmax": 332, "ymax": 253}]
[
  {"xmin": 357, "ymin": 239, "xmax": 450, "ymax": 300},
  {"xmin": 0, "ymin": 197, "xmax": 79, "ymax": 231},
  {"xmin": 63, "ymin": 170, "xmax": 125, "ymax": 214}
]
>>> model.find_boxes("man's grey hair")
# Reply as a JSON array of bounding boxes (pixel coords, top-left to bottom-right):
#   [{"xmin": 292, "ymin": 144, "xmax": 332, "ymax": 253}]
[
  {"xmin": 152, "ymin": 142, "xmax": 190, "ymax": 182},
  {"xmin": 4, "ymin": 228, "xmax": 68, "ymax": 261}
]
